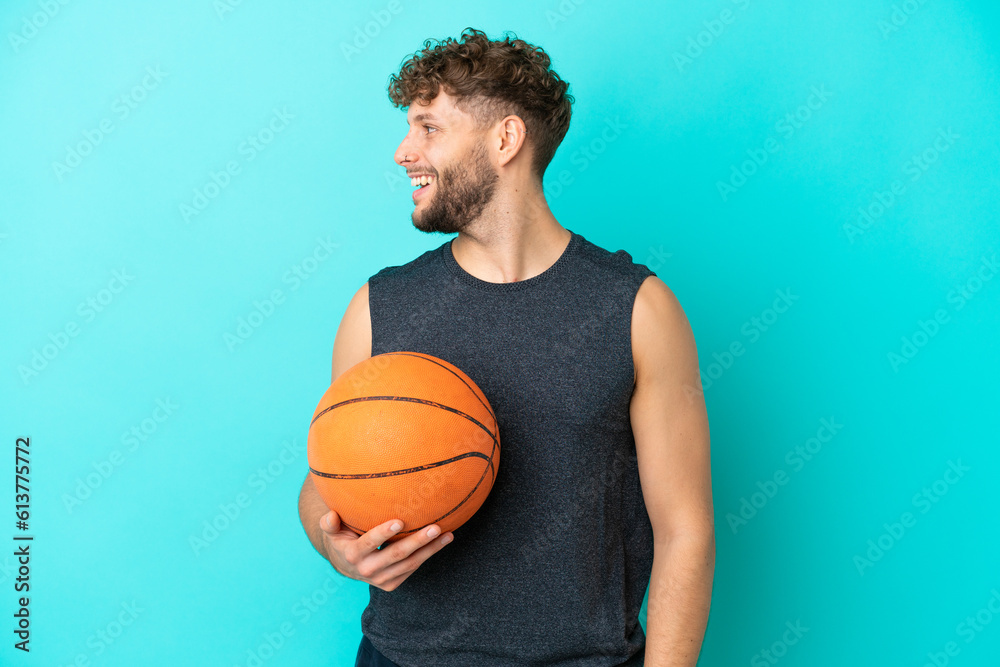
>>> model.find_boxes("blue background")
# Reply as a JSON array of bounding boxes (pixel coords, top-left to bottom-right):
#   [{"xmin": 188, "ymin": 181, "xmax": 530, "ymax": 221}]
[{"xmin": 2, "ymin": 1, "xmax": 998, "ymax": 665}]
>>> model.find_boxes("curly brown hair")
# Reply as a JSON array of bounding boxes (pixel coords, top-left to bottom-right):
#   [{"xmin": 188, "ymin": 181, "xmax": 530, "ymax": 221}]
[{"xmin": 387, "ymin": 27, "xmax": 574, "ymax": 183}]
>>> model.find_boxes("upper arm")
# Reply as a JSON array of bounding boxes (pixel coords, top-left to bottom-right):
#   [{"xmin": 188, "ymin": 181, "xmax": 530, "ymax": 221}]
[
  {"xmin": 331, "ymin": 281, "xmax": 373, "ymax": 384},
  {"xmin": 629, "ymin": 276, "xmax": 715, "ymax": 544},
  {"xmin": 303, "ymin": 282, "xmax": 373, "ymax": 498}
]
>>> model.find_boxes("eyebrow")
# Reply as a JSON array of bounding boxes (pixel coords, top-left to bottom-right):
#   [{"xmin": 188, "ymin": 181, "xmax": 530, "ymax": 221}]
[{"xmin": 407, "ymin": 113, "xmax": 442, "ymax": 126}]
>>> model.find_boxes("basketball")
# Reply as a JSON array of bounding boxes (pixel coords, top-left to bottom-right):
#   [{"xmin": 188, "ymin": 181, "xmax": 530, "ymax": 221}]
[{"xmin": 307, "ymin": 351, "xmax": 500, "ymax": 544}]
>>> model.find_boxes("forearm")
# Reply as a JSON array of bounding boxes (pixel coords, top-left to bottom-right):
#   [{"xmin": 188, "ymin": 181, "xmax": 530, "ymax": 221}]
[
  {"xmin": 297, "ymin": 475, "xmax": 330, "ymax": 559},
  {"xmin": 644, "ymin": 533, "xmax": 715, "ymax": 667}
]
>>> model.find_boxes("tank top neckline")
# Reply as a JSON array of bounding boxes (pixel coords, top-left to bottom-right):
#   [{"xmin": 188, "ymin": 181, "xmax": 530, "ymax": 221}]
[{"xmin": 442, "ymin": 230, "xmax": 581, "ymax": 292}]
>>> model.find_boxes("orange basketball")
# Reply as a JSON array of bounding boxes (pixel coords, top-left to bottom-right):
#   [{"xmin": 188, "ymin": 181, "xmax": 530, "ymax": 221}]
[{"xmin": 307, "ymin": 351, "xmax": 500, "ymax": 544}]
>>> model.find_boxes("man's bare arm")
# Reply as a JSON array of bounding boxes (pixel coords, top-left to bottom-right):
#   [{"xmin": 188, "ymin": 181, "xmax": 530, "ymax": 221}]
[
  {"xmin": 299, "ymin": 475, "xmax": 334, "ymax": 560},
  {"xmin": 630, "ymin": 276, "xmax": 716, "ymax": 667},
  {"xmin": 297, "ymin": 281, "xmax": 372, "ymax": 562},
  {"xmin": 296, "ymin": 281, "xmax": 454, "ymax": 590}
]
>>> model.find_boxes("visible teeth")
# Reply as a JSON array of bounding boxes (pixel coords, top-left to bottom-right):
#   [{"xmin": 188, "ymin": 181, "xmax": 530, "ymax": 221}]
[{"xmin": 411, "ymin": 175, "xmax": 434, "ymax": 187}]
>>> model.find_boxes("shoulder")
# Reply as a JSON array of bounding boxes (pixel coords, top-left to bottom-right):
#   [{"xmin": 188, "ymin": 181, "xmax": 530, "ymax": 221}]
[
  {"xmin": 631, "ymin": 276, "xmax": 697, "ymax": 383},
  {"xmin": 332, "ymin": 281, "xmax": 372, "ymax": 382},
  {"xmin": 574, "ymin": 233, "xmax": 656, "ymax": 286},
  {"xmin": 370, "ymin": 242, "xmax": 445, "ymax": 284},
  {"xmin": 633, "ymin": 276, "xmax": 685, "ymax": 327}
]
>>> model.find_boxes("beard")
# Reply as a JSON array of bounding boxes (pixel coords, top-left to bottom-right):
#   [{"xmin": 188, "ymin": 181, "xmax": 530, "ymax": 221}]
[{"xmin": 411, "ymin": 139, "xmax": 500, "ymax": 235}]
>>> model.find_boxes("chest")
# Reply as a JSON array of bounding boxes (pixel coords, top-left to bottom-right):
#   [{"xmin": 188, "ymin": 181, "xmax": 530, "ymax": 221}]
[{"xmin": 373, "ymin": 290, "xmax": 636, "ymax": 436}]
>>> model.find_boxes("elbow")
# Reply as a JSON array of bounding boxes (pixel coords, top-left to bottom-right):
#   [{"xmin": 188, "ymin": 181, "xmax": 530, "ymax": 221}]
[{"xmin": 654, "ymin": 524, "xmax": 715, "ymax": 562}]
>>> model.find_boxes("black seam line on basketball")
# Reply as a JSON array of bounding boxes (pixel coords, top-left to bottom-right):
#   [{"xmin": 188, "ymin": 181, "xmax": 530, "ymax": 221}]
[
  {"xmin": 311, "ymin": 438, "xmax": 495, "ymax": 485},
  {"xmin": 334, "ymin": 450, "xmax": 493, "ymax": 537},
  {"xmin": 341, "ymin": 518, "xmax": 419, "ymax": 539},
  {"xmin": 488, "ymin": 440, "xmax": 497, "ymax": 482},
  {"xmin": 356, "ymin": 448, "xmax": 493, "ymax": 535},
  {"xmin": 470, "ymin": 436, "xmax": 496, "ymax": 494},
  {"xmin": 387, "ymin": 351, "xmax": 498, "ymax": 426},
  {"xmin": 422, "ymin": 459, "xmax": 489, "ymax": 529},
  {"xmin": 482, "ymin": 435, "xmax": 497, "ymax": 484},
  {"xmin": 343, "ymin": 519, "xmax": 420, "ymax": 539},
  {"xmin": 314, "ymin": 349, "xmax": 500, "ymax": 453},
  {"xmin": 484, "ymin": 430, "xmax": 498, "ymax": 483},
  {"xmin": 310, "ymin": 394, "xmax": 499, "ymax": 454},
  {"xmin": 341, "ymin": 519, "xmax": 363, "ymax": 533},
  {"xmin": 309, "ymin": 451, "xmax": 489, "ymax": 479},
  {"xmin": 384, "ymin": 351, "xmax": 498, "ymax": 427}
]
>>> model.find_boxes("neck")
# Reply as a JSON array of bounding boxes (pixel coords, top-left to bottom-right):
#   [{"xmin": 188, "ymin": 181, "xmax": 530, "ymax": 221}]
[{"xmin": 452, "ymin": 186, "xmax": 570, "ymax": 284}]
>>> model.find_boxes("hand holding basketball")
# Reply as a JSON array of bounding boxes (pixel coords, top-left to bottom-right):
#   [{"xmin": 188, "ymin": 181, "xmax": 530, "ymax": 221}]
[{"xmin": 317, "ymin": 509, "xmax": 453, "ymax": 591}]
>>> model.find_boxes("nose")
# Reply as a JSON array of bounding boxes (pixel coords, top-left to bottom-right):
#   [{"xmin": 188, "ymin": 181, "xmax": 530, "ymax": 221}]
[{"xmin": 394, "ymin": 135, "xmax": 417, "ymax": 167}]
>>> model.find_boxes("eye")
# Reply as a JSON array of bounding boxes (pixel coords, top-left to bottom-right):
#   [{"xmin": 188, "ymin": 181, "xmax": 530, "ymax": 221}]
[{"xmin": 423, "ymin": 125, "xmax": 438, "ymax": 135}]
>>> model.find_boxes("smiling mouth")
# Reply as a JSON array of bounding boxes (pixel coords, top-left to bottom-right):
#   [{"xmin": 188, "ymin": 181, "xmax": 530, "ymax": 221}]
[{"xmin": 412, "ymin": 179, "xmax": 435, "ymax": 202}]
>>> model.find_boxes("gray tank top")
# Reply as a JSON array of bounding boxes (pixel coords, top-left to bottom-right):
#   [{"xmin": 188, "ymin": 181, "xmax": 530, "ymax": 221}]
[{"xmin": 361, "ymin": 229, "xmax": 656, "ymax": 666}]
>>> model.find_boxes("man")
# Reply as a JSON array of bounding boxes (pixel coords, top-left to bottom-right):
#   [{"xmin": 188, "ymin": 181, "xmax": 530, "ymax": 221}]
[{"xmin": 298, "ymin": 27, "xmax": 715, "ymax": 666}]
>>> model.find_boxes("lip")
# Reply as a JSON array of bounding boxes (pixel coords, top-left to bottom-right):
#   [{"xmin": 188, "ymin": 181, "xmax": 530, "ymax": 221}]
[{"xmin": 412, "ymin": 179, "xmax": 433, "ymax": 202}]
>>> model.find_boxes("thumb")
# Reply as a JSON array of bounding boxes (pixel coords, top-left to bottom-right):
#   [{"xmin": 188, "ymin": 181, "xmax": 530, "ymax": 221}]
[{"xmin": 320, "ymin": 510, "xmax": 340, "ymax": 534}]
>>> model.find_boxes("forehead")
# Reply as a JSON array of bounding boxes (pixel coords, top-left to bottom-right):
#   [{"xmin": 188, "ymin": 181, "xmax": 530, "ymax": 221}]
[{"xmin": 405, "ymin": 90, "xmax": 465, "ymax": 126}]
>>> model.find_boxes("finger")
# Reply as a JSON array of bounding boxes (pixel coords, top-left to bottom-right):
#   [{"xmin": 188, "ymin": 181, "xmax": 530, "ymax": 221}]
[
  {"xmin": 376, "ymin": 531, "xmax": 453, "ymax": 582},
  {"xmin": 323, "ymin": 511, "xmax": 358, "ymax": 542},
  {"xmin": 357, "ymin": 519, "xmax": 407, "ymax": 556},
  {"xmin": 380, "ymin": 571, "xmax": 410, "ymax": 591},
  {"xmin": 369, "ymin": 524, "xmax": 449, "ymax": 571}
]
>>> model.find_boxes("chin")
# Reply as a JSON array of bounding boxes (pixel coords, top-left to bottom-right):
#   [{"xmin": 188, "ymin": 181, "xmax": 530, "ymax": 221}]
[{"xmin": 411, "ymin": 215, "xmax": 436, "ymax": 234}]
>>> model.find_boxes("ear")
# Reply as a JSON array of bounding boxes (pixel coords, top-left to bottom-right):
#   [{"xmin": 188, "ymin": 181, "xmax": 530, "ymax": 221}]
[{"xmin": 495, "ymin": 115, "xmax": 529, "ymax": 168}]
